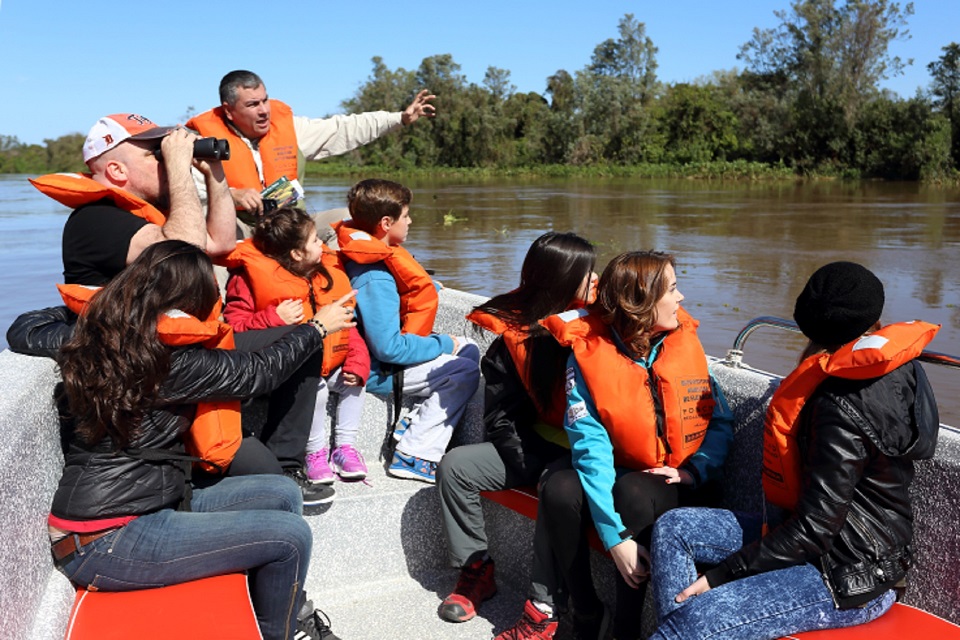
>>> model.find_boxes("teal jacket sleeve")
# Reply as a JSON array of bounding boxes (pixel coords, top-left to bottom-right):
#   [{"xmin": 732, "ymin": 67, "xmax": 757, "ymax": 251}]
[
  {"xmin": 347, "ymin": 261, "xmax": 454, "ymax": 367},
  {"xmin": 680, "ymin": 374, "xmax": 734, "ymax": 488},
  {"xmin": 564, "ymin": 353, "xmax": 628, "ymax": 551}
]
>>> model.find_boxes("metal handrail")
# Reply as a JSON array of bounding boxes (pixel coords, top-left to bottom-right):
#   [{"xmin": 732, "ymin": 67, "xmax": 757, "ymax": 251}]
[{"xmin": 723, "ymin": 316, "xmax": 960, "ymax": 370}]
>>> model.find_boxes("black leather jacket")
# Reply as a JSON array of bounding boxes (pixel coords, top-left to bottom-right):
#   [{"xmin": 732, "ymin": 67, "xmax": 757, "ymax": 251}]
[
  {"xmin": 705, "ymin": 360, "xmax": 939, "ymax": 609},
  {"xmin": 6, "ymin": 305, "xmax": 77, "ymax": 359},
  {"xmin": 8, "ymin": 306, "xmax": 323, "ymax": 520},
  {"xmin": 481, "ymin": 337, "xmax": 568, "ymax": 477}
]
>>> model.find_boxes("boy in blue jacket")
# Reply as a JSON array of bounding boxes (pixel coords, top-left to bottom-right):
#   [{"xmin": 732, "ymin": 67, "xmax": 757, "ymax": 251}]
[{"xmin": 335, "ymin": 179, "xmax": 480, "ymax": 483}]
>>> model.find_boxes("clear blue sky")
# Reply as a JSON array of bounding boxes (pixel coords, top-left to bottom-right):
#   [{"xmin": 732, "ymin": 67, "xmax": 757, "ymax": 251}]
[{"xmin": 2, "ymin": 0, "xmax": 957, "ymax": 146}]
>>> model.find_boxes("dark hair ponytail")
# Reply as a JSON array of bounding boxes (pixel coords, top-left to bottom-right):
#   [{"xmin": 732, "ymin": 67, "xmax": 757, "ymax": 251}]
[{"xmin": 473, "ymin": 231, "xmax": 596, "ymax": 410}]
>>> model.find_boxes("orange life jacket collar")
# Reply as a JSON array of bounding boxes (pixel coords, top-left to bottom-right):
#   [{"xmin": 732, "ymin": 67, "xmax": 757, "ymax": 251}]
[
  {"xmin": 762, "ymin": 320, "xmax": 940, "ymax": 511},
  {"xmin": 30, "ymin": 173, "xmax": 166, "ymax": 225},
  {"xmin": 467, "ymin": 309, "xmax": 565, "ymax": 428},
  {"xmin": 335, "ymin": 221, "xmax": 438, "ymax": 336},
  {"xmin": 186, "ymin": 100, "xmax": 299, "ymax": 190},
  {"xmin": 541, "ymin": 307, "xmax": 714, "ymax": 469}
]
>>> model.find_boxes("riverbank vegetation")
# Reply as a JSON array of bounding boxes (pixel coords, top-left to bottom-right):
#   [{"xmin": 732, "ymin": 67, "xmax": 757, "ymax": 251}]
[
  {"xmin": 303, "ymin": 159, "xmax": 799, "ymax": 181},
  {"xmin": 4, "ymin": 1, "xmax": 960, "ymax": 183}
]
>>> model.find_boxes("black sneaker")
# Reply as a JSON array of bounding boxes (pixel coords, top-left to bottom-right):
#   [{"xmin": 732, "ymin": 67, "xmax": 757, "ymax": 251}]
[
  {"xmin": 284, "ymin": 468, "xmax": 335, "ymax": 506},
  {"xmin": 571, "ymin": 604, "xmax": 611, "ymax": 640},
  {"xmin": 295, "ymin": 604, "xmax": 340, "ymax": 640}
]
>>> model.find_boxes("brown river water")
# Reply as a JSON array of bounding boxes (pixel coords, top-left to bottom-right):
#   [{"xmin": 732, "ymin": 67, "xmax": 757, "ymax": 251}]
[{"xmin": 1, "ymin": 174, "xmax": 957, "ymax": 424}]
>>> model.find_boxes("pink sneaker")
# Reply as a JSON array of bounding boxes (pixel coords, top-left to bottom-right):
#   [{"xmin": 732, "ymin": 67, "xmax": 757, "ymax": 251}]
[
  {"xmin": 305, "ymin": 448, "xmax": 335, "ymax": 484},
  {"xmin": 331, "ymin": 444, "xmax": 368, "ymax": 480}
]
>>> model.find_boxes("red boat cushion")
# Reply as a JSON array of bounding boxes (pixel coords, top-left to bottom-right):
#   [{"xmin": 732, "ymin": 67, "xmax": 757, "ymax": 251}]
[
  {"xmin": 63, "ymin": 573, "xmax": 261, "ymax": 640},
  {"xmin": 781, "ymin": 603, "xmax": 960, "ymax": 639},
  {"xmin": 482, "ymin": 485, "xmax": 608, "ymax": 555}
]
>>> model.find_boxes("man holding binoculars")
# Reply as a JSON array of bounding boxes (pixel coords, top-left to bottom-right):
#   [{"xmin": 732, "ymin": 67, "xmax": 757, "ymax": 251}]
[
  {"xmin": 52, "ymin": 113, "xmax": 237, "ymax": 285},
  {"xmin": 28, "ymin": 113, "xmax": 338, "ymax": 505}
]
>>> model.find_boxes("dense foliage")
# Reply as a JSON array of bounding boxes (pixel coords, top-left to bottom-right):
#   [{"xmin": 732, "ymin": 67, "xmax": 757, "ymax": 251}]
[
  {"xmin": 0, "ymin": 133, "xmax": 86, "ymax": 174},
  {"xmin": 4, "ymin": 2, "xmax": 959, "ymax": 181}
]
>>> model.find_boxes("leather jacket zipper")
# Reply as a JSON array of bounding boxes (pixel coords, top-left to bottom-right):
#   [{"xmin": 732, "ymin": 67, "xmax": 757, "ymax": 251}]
[
  {"xmin": 846, "ymin": 510, "xmax": 882, "ymax": 558},
  {"xmin": 819, "ymin": 556, "xmax": 842, "ymax": 608}
]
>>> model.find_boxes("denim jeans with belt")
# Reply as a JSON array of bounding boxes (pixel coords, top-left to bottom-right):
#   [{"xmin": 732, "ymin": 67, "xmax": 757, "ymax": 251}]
[
  {"xmin": 649, "ymin": 507, "xmax": 894, "ymax": 640},
  {"xmin": 56, "ymin": 474, "xmax": 311, "ymax": 640}
]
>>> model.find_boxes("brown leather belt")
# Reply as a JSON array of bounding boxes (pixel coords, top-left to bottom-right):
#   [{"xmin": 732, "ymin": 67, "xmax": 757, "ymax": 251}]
[{"xmin": 51, "ymin": 529, "xmax": 118, "ymax": 563}]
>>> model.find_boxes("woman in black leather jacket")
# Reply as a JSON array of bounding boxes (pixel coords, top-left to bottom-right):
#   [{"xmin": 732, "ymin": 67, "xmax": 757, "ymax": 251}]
[
  {"xmin": 46, "ymin": 241, "xmax": 355, "ymax": 640},
  {"xmin": 647, "ymin": 262, "xmax": 940, "ymax": 640}
]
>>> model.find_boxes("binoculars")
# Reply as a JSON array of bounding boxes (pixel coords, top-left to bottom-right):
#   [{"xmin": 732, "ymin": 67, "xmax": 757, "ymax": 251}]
[{"xmin": 154, "ymin": 137, "xmax": 230, "ymax": 161}]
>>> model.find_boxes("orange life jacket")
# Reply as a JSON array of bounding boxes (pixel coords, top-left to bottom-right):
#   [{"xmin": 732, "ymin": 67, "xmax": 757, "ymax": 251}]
[
  {"xmin": 335, "ymin": 221, "xmax": 438, "ymax": 336},
  {"xmin": 467, "ymin": 310, "xmax": 566, "ymax": 429},
  {"xmin": 219, "ymin": 239, "xmax": 354, "ymax": 376},
  {"xmin": 187, "ymin": 100, "xmax": 299, "ymax": 191},
  {"xmin": 762, "ymin": 320, "xmax": 940, "ymax": 511},
  {"xmin": 30, "ymin": 173, "xmax": 166, "ymax": 225},
  {"xmin": 541, "ymin": 307, "xmax": 714, "ymax": 470},
  {"xmin": 56, "ymin": 284, "xmax": 242, "ymax": 474}
]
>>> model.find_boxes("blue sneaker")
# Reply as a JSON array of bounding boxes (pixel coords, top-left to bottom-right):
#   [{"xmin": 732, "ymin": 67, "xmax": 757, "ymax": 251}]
[{"xmin": 387, "ymin": 451, "xmax": 437, "ymax": 484}]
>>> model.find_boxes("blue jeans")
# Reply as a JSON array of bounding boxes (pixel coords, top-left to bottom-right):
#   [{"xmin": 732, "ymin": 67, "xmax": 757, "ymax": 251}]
[
  {"xmin": 649, "ymin": 508, "xmax": 894, "ymax": 640},
  {"xmin": 57, "ymin": 474, "xmax": 311, "ymax": 640}
]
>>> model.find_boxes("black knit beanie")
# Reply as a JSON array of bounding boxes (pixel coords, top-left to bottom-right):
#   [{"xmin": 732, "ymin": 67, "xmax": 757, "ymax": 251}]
[{"xmin": 793, "ymin": 262, "xmax": 885, "ymax": 347}]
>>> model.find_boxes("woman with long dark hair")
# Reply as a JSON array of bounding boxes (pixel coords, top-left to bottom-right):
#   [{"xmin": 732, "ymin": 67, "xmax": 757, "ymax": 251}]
[
  {"xmin": 436, "ymin": 231, "xmax": 597, "ymax": 625},
  {"xmin": 49, "ymin": 240, "xmax": 355, "ymax": 640},
  {"xmin": 647, "ymin": 262, "xmax": 940, "ymax": 640},
  {"xmin": 498, "ymin": 251, "xmax": 733, "ymax": 640}
]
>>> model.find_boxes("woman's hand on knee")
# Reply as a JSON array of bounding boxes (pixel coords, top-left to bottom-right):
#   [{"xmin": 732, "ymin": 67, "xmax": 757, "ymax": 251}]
[
  {"xmin": 643, "ymin": 465, "xmax": 693, "ymax": 485},
  {"xmin": 675, "ymin": 575, "xmax": 711, "ymax": 603},
  {"xmin": 611, "ymin": 539, "xmax": 650, "ymax": 589}
]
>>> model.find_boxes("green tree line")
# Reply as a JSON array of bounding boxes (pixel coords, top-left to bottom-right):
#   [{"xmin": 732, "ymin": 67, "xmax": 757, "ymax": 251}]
[
  {"xmin": 0, "ymin": 133, "xmax": 86, "ymax": 174},
  {"xmin": 5, "ymin": 1, "xmax": 960, "ymax": 181},
  {"xmin": 342, "ymin": 1, "xmax": 959, "ymax": 181}
]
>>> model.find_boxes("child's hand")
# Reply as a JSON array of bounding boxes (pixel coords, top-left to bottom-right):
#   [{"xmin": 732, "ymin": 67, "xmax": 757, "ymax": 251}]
[
  {"xmin": 276, "ymin": 299, "xmax": 304, "ymax": 325},
  {"xmin": 342, "ymin": 372, "xmax": 362, "ymax": 387}
]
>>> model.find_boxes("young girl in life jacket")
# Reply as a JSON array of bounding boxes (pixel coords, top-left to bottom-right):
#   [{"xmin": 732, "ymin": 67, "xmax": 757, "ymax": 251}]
[
  {"xmin": 647, "ymin": 262, "xmax": 940, "ymax": 640},
  {"xmin": 497, "ymin": 251, "xmax": 734, "ymax": 640},
  {"xmin": 436, "ymin": 231, "xmax": 598, "ymax": 625},
  {"xmin": 223, "ymin": 208, "xmax": 371, "ymax": 485}
]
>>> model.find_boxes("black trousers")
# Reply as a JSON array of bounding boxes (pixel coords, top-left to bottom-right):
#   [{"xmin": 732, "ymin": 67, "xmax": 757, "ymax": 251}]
[
  {"xmin": 233, "ymin": 326, "xmax": 323, "ymax": 471},
  {"xmin": 537, "ymin": 457, "xmax": 681, "ymax": 640}
]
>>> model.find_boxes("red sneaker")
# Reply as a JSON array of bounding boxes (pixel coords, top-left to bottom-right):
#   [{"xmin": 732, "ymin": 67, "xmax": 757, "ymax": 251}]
[
  {"xmin": 494, "ymin": 599, "xmax": 558, "ymax": 639},
  {"xmin": 437, "ymin": 556, "xmax": 497, "ymax": 622}
]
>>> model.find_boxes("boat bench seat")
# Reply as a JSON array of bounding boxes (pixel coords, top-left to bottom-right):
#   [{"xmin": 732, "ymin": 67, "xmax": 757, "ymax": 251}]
[
  {"xmin": 481, "ymin": 485, "xmax": 609, "ymax": 556},
  {"xmin": 63, "ymin": 574, "xmax": 261, "ymax": 640},
  {"xmin": 780, "ymin": 602, "xmax": 960, "ymax": 639}
]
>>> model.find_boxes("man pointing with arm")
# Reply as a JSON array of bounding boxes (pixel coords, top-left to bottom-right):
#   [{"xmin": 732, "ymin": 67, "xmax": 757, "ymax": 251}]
[{"xmin": 187, "ymin": 69, "xmax": 436, "ymax": 220}]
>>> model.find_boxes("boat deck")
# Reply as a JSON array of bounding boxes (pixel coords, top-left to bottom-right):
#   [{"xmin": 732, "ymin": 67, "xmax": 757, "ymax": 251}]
[{"xmin": 2, "ymin": 288, "xmax": 958, "ymax": 639}]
